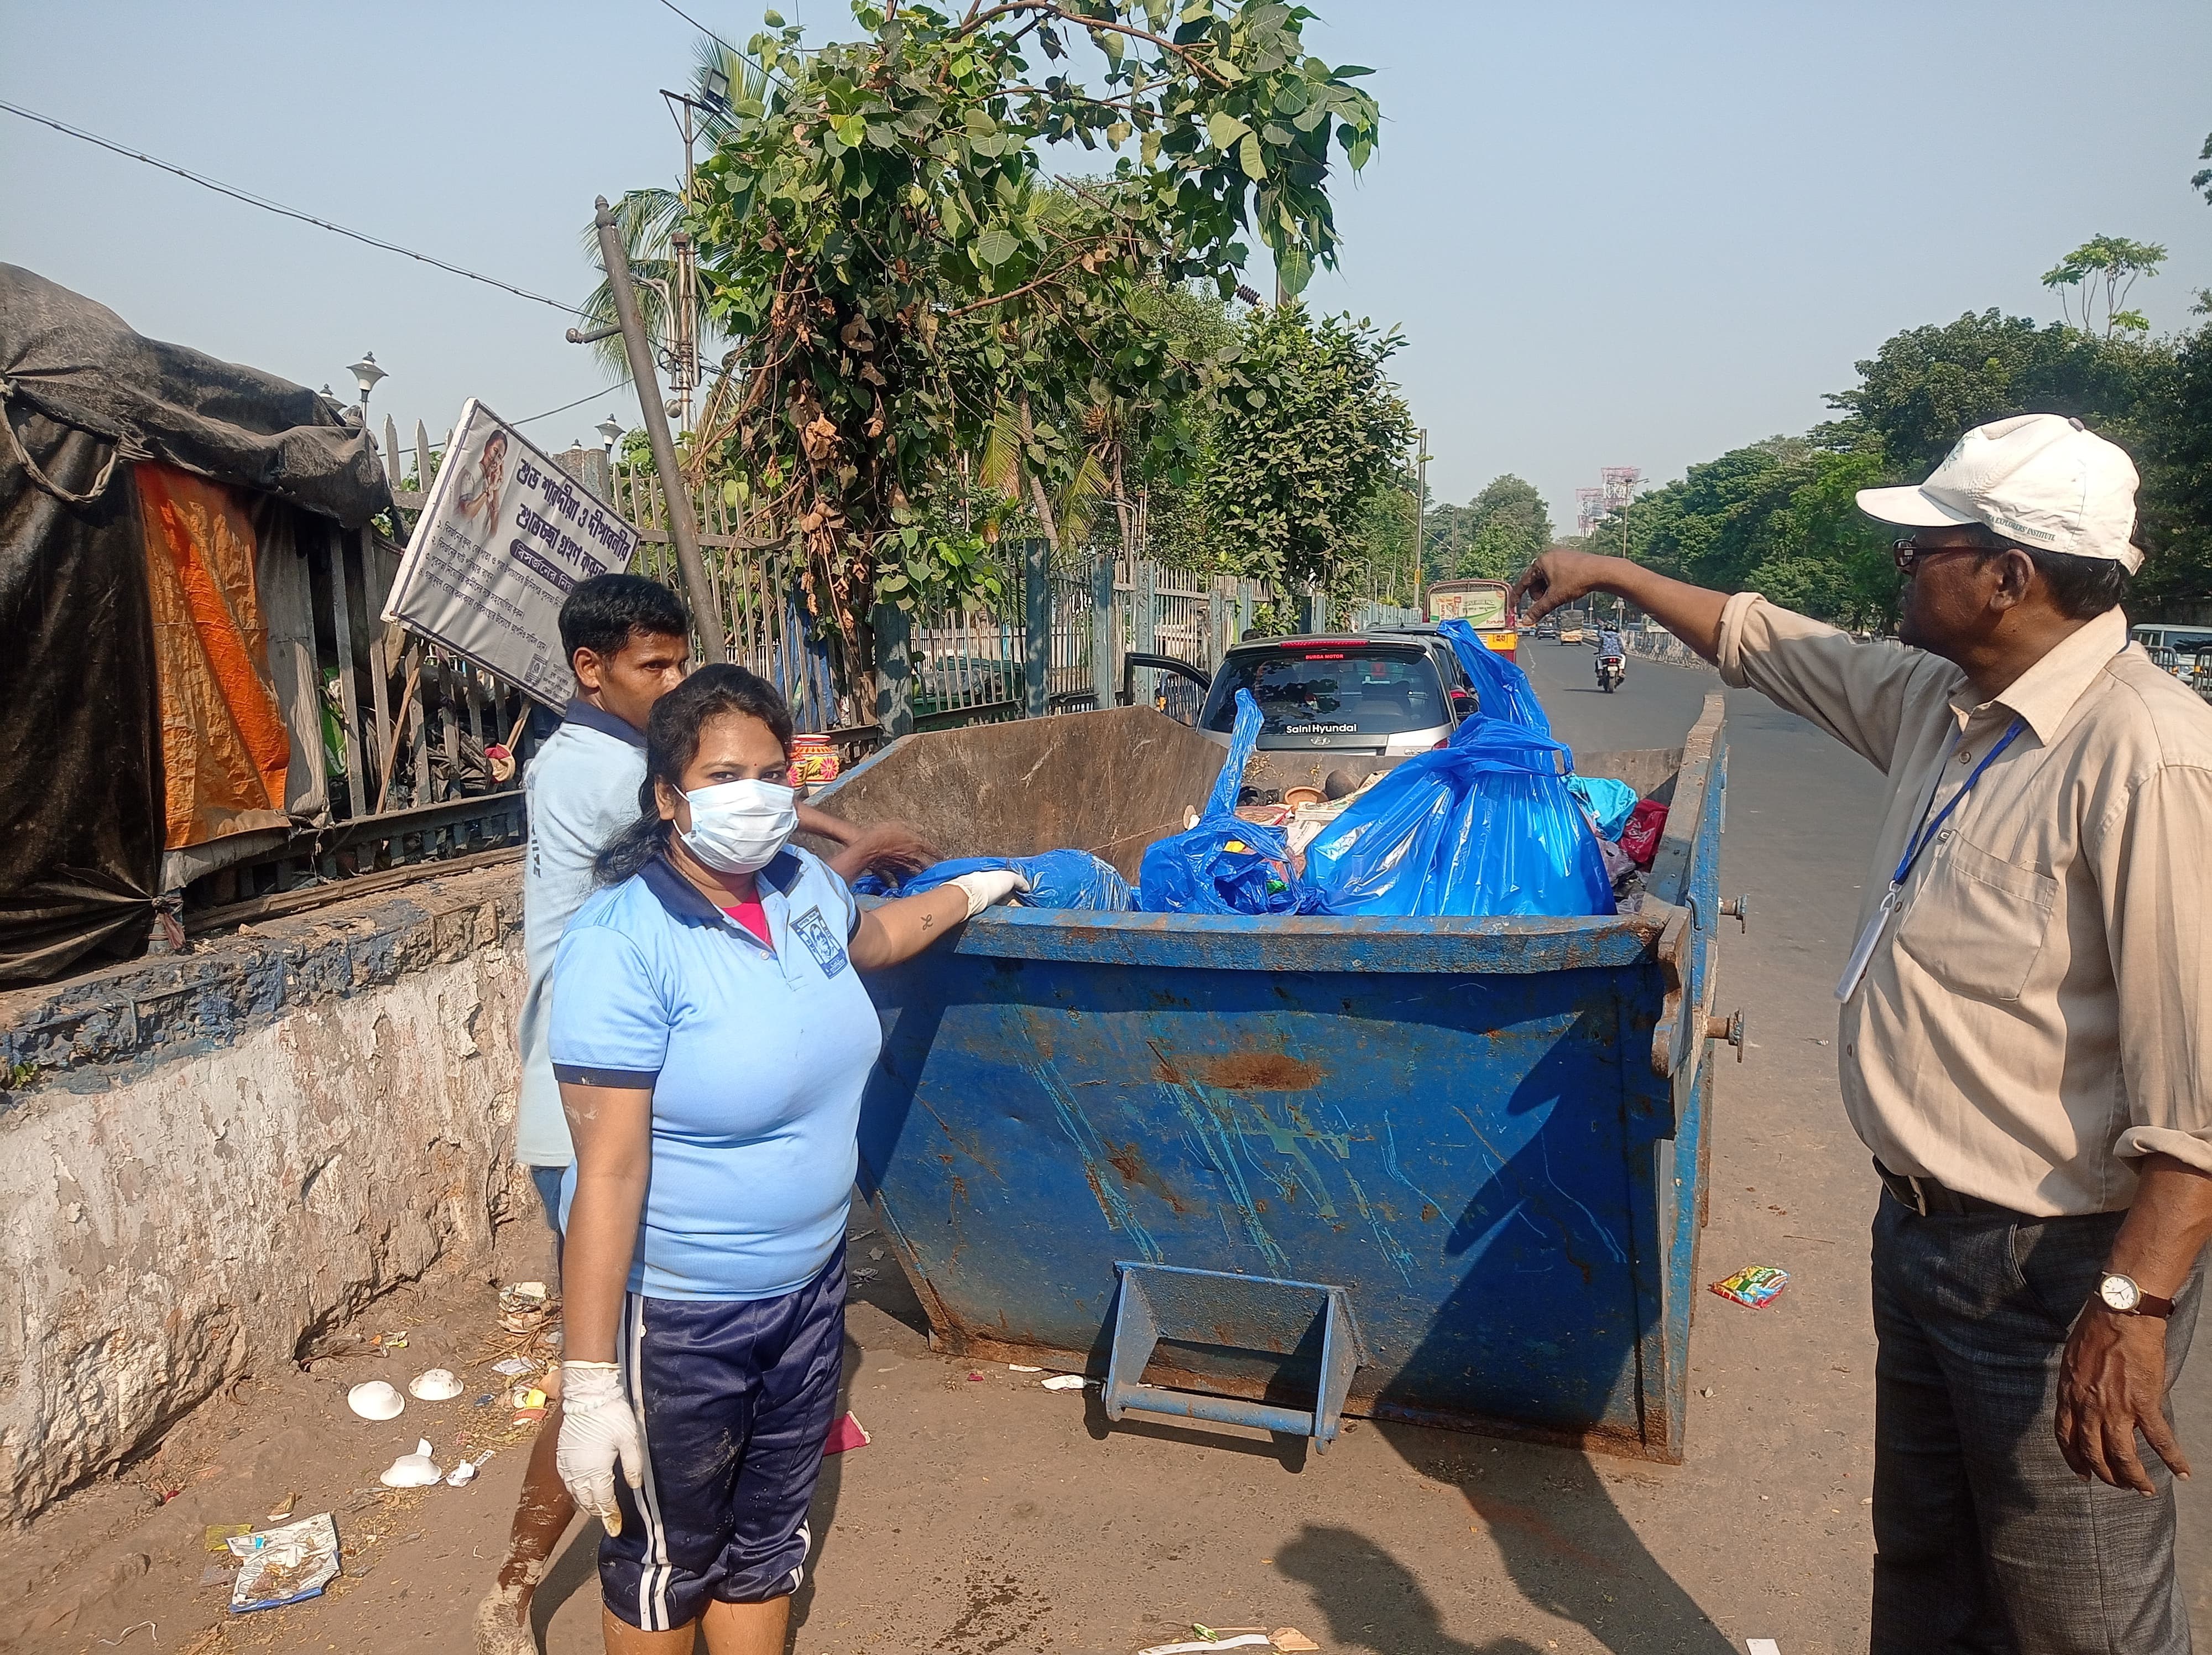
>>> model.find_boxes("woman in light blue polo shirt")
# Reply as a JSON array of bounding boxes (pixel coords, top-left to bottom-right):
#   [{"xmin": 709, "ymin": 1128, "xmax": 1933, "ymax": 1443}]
[{"xmin": 547, "ymin": 664, "xmax": 1021, "ymax": 1653}]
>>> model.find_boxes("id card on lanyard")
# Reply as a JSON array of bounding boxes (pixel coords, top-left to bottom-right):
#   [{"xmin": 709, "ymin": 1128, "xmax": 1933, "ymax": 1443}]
[{"xmin": 1835, "ymin": 717, "xmax": 2025, "ymax": 1001}]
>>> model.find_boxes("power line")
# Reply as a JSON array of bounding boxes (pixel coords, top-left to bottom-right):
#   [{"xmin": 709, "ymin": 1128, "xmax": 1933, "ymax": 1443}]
[
  {"xmin": 653, "ymin": 0, "xmax": 792, "ymax": 89},
  {"xmin": 390, "ymin": 381, "xmax": 637, "ymax": 464},
  {"xmin": 0, "ymin": 98, "xmax": 591, "ymax": 319},
  {"xmin": 515, "ymin": 381, "xmax": 635, "ymax": 430}
]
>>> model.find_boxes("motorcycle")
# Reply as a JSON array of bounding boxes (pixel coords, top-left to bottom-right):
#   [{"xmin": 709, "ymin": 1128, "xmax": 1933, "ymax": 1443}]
[{"xmin": 1595, "ymin": 652, "xmax": 1625, "ymax": 694}]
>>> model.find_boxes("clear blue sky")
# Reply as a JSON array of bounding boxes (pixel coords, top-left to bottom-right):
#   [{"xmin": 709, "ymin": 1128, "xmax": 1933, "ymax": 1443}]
[{"xmin": 4, "ymin": 1, "xmax": 2208, "ymax": 531}]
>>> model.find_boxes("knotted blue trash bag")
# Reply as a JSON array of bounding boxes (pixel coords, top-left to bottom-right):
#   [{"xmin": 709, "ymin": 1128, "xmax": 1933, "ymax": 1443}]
[
  {"xmin": 1566, "ymin": 775, "xmax": 1639, "ymax": 841},
  {"xmin": 1304, "ymin": 715, "xmax": 1616, "ymax": 918},
  {"xmin": 1438, "ymin": 618, "xmax": 1552, "ymax": 735},
  {"xmin": 1134, "ymin": 690, "xmax": 1311, "ymax": 915},
  {"xmin": 852, "ymin": 849, "xmax": 1134, "ymax": 912}
]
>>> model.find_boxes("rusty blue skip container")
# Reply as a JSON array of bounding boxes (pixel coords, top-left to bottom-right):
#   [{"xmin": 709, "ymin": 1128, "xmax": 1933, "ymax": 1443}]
[{"xmin": 809, "ymin": 695, "xmax": 1732, "ymax": 1462}]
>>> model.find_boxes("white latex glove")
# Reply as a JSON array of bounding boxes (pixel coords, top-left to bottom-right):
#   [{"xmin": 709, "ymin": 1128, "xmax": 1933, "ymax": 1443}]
[
  {"xmin": 947, "ymin": 870, "xmax": 1030, "ymax": 918},
  {"xmin": 556, "ymin": 1361, "xmax": 644, "ymax": 1535}
]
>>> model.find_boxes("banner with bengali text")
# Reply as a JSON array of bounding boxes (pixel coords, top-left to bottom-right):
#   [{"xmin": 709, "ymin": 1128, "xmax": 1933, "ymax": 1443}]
[{"xmin": 381, "ymin": 399, "xmax": 639, "ymax": 707}]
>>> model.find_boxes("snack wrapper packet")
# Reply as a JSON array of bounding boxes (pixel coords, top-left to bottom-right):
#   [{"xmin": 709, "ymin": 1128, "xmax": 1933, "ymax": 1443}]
[{"xmin": 1709, "ymin": 1264, "xmax": 1790, "ymax": 1309}]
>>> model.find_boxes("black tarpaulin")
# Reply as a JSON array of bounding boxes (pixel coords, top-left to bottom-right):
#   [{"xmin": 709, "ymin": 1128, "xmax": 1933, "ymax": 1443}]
[
  {"xmin": 0, "ymin": 266, "xmax": 394, "ymax": 985},
  {"xmin": 0, "ymin": 412, "xmax": 163, "ymax": 981},
  {"xmin": 0, "ymin": 263, "xmax": 391, "ymax": 528}
]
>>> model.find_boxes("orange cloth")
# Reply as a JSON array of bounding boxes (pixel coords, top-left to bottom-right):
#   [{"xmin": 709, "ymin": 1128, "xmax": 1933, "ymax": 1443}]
[{"xmin": 135, "ymin": 465, "xmax": 291, "ymax": 849}]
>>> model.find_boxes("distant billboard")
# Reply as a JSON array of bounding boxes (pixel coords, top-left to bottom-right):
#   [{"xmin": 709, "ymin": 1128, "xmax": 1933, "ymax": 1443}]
[
  {"xmin": 381, "ymin": 399, "xmax": 640, "ymax": 707},
  {"xmin": 1426, "ymin": 581, "xmax": 1509, "ymax": 628}
]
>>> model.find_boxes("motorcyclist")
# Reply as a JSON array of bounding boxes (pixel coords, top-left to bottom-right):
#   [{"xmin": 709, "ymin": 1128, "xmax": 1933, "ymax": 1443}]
[{"xmin": 1595, "ymin": 624, "xmax": 1626, "ymax": 686}]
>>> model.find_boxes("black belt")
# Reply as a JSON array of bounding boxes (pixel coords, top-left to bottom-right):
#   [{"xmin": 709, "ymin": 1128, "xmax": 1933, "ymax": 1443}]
[{"xmin": 1874, "ymin": 1159, "xmax": 2020, "ymax": 1219}]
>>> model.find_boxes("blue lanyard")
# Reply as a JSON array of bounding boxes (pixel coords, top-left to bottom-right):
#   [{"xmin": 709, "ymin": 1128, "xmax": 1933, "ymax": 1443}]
[{"xmin": 1890, "ymin": 718, "xmax": 2025, "ymax": 889}]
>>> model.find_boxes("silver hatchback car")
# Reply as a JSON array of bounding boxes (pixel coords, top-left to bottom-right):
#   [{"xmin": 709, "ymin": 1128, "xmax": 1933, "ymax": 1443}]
[{"xmin": 1188, "ymin": 633, "xmax": 1475, "ymax": 797}]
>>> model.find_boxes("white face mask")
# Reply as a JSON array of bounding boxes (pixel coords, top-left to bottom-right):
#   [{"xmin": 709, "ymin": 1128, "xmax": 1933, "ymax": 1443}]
[{"xmin": 675, "ymin": 778, "xmax": 797, "ymax": 876}]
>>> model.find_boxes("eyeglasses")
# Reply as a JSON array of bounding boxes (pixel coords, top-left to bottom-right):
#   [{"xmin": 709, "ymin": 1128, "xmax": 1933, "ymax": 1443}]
[{"xmin": 1892, "ymin": 537, "xmax": 2004, "ymax": 575}]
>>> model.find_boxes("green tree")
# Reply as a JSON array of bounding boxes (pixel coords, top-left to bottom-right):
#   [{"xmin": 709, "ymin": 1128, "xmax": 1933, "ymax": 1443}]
[
  {"xmin": 1827, "ymin": 310, "xmax": 2152, "ymax": 476},
  {"xmin": 2132, "ymin": 319, "xmax": 2212, "ymax": 613},
  {"xmin": 1454, "ymin": 474, "xmax": 1551, "ymax": 579},
  {"xmin": 1197, "ymin": 302, "xmax": 1415, "ymax": 591},
  {"xmin": 685, "ymin": 0, "xmax": 1383, "ymax": 715},
  {"xmin": 2193, "ymin": 131, "xmax": 2211, "ymax": 208},
  {"xmin": 2042, "ymin": 235, "xmax": 2168, "ymax": 336}
]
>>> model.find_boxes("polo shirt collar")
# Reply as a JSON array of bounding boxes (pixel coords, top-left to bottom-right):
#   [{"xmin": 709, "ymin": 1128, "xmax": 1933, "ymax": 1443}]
[
  {"xmin": 561, "ymin": 696, "xmax": 647, "ymax": 750},
  {"xmin": 638, "ymin": 848, "xmax": 807, "ymax": 927},
  {"xmin": 1946, "ymin": 606, "xmax": 2128, "ymax": 745}
]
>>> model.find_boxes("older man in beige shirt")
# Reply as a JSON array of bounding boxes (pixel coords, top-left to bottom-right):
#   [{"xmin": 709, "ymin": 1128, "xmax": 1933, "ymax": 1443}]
[{"xmin": 1514, "ymin": 414, "xmax": 2212, "ymax": 1654}]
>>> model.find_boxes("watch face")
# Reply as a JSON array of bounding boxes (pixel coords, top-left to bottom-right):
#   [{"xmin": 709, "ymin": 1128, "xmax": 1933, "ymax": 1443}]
[{"xmin": 2100, "ymin": 1274, "xmax": 2141, "ymax": 1312}]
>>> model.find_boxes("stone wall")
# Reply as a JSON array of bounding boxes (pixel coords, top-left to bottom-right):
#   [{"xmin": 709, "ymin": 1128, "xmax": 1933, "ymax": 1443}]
[{"xmin": 0, "ymin": 862, "xmax": 526, "ymax": 1526}]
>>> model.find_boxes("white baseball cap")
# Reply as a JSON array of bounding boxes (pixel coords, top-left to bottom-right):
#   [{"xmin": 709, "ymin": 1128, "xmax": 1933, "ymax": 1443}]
[{"xmin": 1856, "ymin": 413, "xmax": 2142, "ymax": 573}]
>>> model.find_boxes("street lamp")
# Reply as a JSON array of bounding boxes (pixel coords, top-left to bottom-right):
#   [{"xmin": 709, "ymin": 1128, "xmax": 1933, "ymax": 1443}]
[
  {"xmin": 346, "ymin": 353, "xmax": 387, "ymax": 428},
  {"xmin": 596, "ymin": 414, "xmax": 624, "ymax": 455}
]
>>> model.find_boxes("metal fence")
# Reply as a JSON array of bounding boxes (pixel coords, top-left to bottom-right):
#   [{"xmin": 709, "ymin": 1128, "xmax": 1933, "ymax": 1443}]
[{"xmin": 1620, "ymin": 630, "xmax": 1710, "ymax": 668}]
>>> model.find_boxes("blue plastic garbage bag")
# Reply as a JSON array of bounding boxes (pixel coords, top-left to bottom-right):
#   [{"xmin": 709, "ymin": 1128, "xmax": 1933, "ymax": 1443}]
[
  {"xmin": 851, "ymin": 850, "xmax": 1134, "ymax": 912},
  {"xmin": 1566, "ymin": 775, "xmax": 1639, "ymax": 841},
  {"xmin": 1438, "ymin": 619, "xmax": 1552, "ymax": 735},
  {"xmin": 1305, "ymin": 715, "xmax": 1616, "ymax": 918},
  {"xmin": 1135, "ymin": 690, "xmax": 1312, "ymax": 915}
]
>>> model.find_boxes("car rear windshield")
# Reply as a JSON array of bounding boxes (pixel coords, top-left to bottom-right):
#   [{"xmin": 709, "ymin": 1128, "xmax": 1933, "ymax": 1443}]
[{"xmin": 1202, "ymin": 644, "xmax": 1446, "ymax": 736}]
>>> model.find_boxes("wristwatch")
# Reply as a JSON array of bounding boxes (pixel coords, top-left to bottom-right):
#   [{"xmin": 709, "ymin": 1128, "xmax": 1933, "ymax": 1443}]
[{"xmin": 2096, "ymin": 1272, "xmax": 2177, "ymax": 1318}]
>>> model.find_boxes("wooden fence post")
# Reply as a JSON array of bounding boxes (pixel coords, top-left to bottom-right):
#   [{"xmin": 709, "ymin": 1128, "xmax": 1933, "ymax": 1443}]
[{"xmin": 323, "ymin": 530, "xmax": 366, "ymax": 816}]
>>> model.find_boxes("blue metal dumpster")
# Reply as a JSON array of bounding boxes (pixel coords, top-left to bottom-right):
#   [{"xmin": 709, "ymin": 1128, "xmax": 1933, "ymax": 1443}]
[{"xmin": 813, "ymin": 695, "xmax": 1733, "ymax": 1461}]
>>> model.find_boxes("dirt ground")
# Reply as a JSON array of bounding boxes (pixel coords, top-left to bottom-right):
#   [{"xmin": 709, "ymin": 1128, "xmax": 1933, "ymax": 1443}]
[{"xmin": 9, "ymin": 646, "xmax": 2210, "ymax": 1655}]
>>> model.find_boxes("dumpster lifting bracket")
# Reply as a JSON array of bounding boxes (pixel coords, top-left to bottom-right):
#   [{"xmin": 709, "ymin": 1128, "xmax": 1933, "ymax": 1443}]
[{"xmin": 1103, "ymin": 1262, "xmax": 1364, "ymax": 1453}]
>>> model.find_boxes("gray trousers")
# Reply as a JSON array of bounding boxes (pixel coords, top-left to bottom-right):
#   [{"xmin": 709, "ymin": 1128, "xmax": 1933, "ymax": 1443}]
[{"xmin": 1870, "ymin": 1191, "xmax": 2201, "ymax": 1653}]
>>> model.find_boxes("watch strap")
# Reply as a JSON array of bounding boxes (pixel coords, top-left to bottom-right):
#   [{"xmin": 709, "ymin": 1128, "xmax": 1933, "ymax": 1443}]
[{"xmin": 2095, "ymin": 1276, "xmax": 2178, "ymax": 1318}]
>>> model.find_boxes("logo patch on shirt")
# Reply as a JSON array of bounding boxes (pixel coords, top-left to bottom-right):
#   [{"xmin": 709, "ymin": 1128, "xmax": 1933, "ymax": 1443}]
[{"xmin": 790, "ymin": 905, "xmax": 849, "ymax": 979}]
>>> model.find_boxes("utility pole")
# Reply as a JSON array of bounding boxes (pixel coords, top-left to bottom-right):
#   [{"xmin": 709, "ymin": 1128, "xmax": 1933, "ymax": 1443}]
[
  {"xmin": 1411, "ymin": 428, "xmax": 1428, "ymax": 615},
  {"xmin": 596, "ymin": 195, "xmax": 726, "ymax": 660},
  {"xmin": 660, "ymin": 90, "xmax": 706, "ymax": 434}
]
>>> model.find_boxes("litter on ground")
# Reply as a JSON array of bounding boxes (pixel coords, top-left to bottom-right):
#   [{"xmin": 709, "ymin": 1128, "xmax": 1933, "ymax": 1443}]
[
  {"xmin": 407, "ymin": 1367, "xmax": 463, "ymax": 1401},
  {"xmin": 227, "ymin": 1512, "xmax": 341, "ymax": 1613},
  {"xmin": 824, "ymin": 1412, "xmax": 872, "ymax": 1455},
  {"xmin": 1709, "ymin": 1265, "xmax": 1791, "ymax": 1309},
  {"xmin": 345, "ymin": 1380, "xmax": 404, "ymax": 1421},
  {"xmin": 378, "ymin": 1440, "xmax": 442, "ymax": 1489}
]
